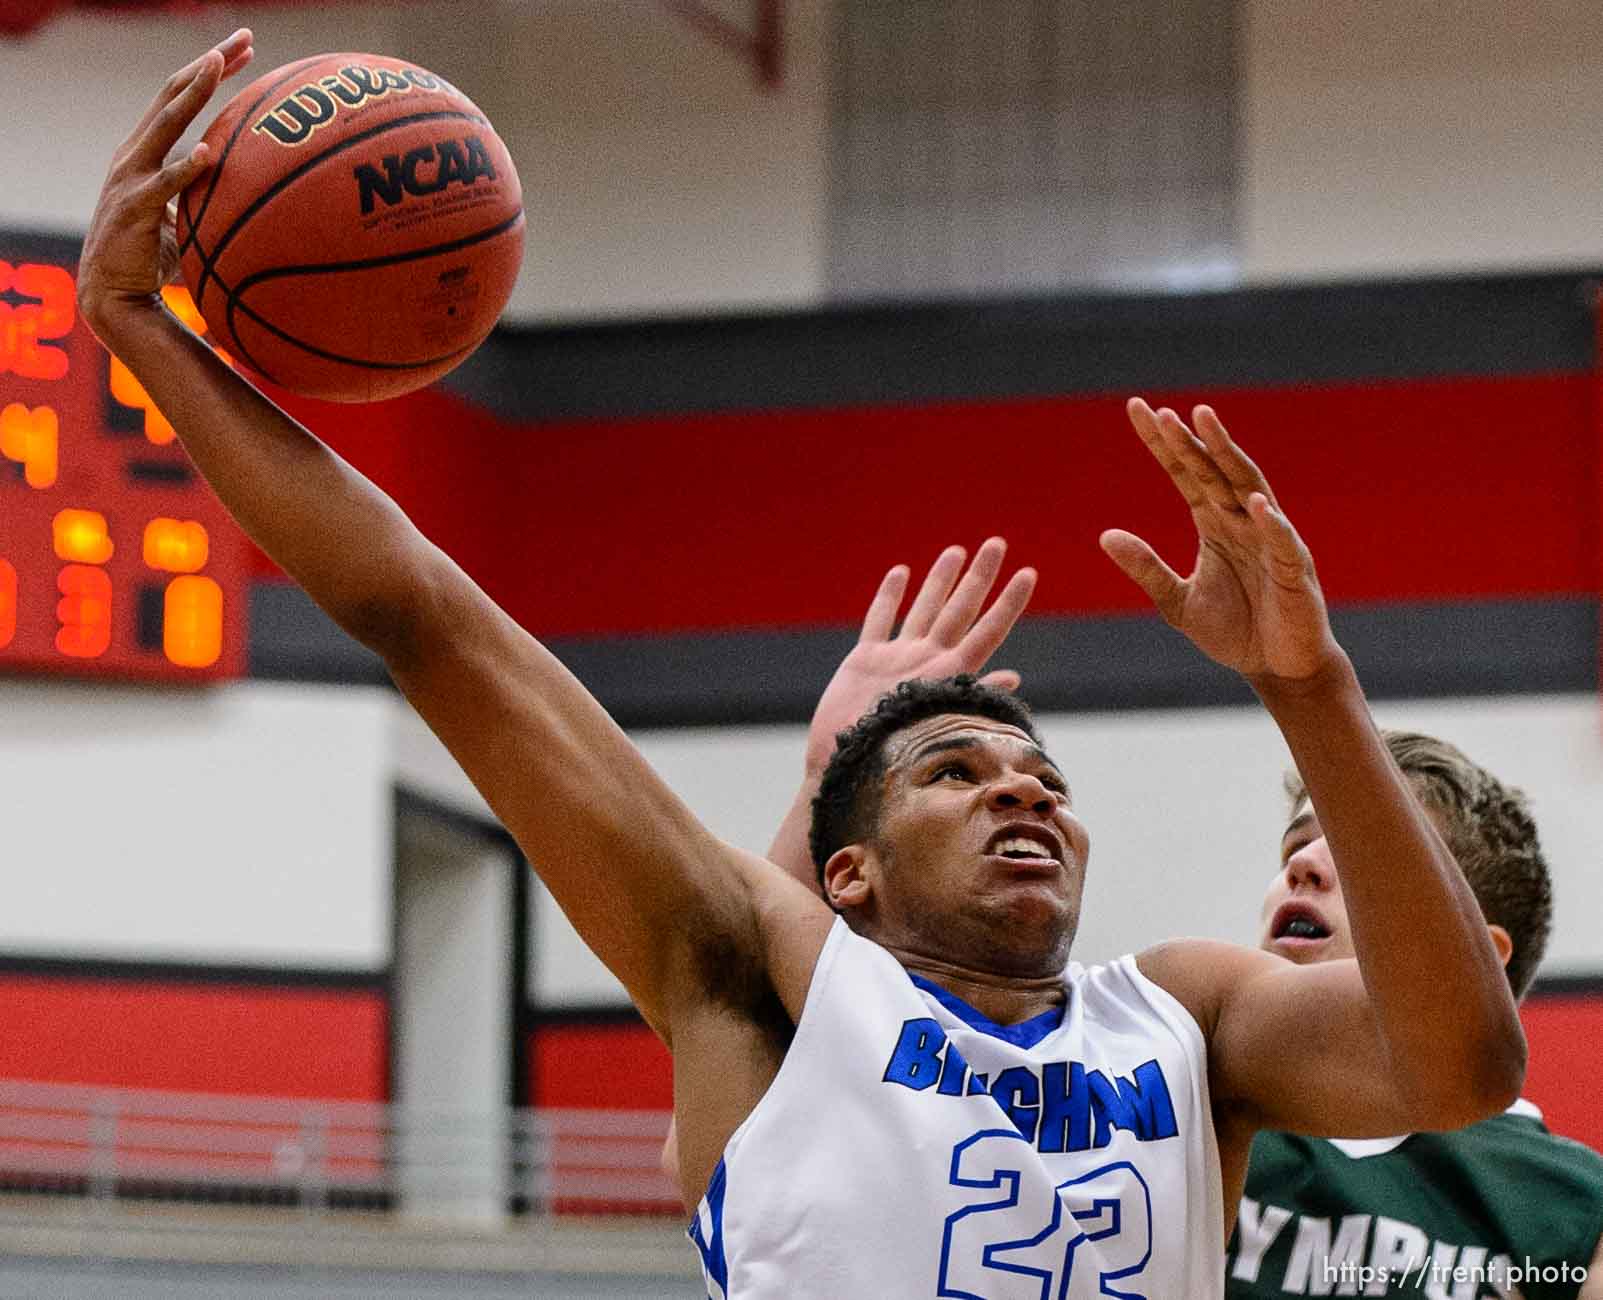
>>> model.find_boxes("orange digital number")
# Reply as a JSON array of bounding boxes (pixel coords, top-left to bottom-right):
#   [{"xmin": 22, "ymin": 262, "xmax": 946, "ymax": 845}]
[
  {"xmin": 143, "ymin": 518, "xmax": 209, "ymax": 573},
  {"xmin": 0, "ymin": 402, "xmax": 59, "ymax": 488},
  {"xmin": 0, "ymin": 559, "xmax": 16, "ymax": 649},
  {"xmin": 108, "ymin": 286, "xmax": 232, "ymax": 446},
  {"xmin": 0, "ymin": 261, "xmax": 75, "ymax": 381},
  {"xmin": 52, "ymin": 509, "xmax": 114, "ymax": 564},
  {"xmin": 56, "ymin": 564, "xmax": 112, "ymax": 659},
  {"xmin": 164, "ymin": 575, "xmax": 222, "ymax": 668}
]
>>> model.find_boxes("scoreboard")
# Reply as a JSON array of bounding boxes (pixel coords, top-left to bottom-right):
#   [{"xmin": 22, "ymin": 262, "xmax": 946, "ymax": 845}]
[{"xmin": 0, "ymin": 230, "xmax": 247, "ymax": 682}]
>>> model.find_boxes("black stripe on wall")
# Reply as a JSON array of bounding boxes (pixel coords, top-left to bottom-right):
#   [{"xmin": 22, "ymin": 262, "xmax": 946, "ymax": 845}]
[
  {"xmin": 444, "ymin": 272, "xmax": 1603, "ymax": 422},
  {"xmin": 0, "ymin": 952, "xmax": 387, "ymax": 990},
  {"xmin": 251, "ymin": 582, "xmax": 1598, "ymax": 728},
  {"xmin": 526, "ymin": 1004, "xmax": 652, "ymax": 1028},
  {"xmin": 1527, "ymin": 974, "xmax": 1603, "ymax": 998}
]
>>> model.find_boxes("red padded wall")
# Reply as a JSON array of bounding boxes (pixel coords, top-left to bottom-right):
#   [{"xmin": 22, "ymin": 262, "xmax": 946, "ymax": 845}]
[
  {"xmin": 529, "ymin": 997, "xmax": 1603, "ymax": 1159},
  {"xmin": 263, "ymin": 372, "xmax": 1597, "ymax": 638},
  {"xmin": 1520, "ymin": 993, "xmax": 1603, "ymax": 1153},
  {"xmin": 0, "ymin": 974, "xmax": 387, "ymax": 1100},
  {"xmin": 529, "ymin": 1021, "xmax": 672, "ymax": 1111}
]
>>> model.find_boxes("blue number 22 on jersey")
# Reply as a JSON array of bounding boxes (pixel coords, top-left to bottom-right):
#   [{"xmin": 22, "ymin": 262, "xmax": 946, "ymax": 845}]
[{"xmin": 938, "ymin": 1130, "xmax": 1153, "ymax": 1300}]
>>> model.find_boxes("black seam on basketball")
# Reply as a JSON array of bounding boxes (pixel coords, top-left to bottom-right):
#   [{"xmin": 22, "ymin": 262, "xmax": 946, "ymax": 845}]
[
  {"xmin": 222, "ymin": 210, "xmax": 523, "ymax": 375},
  {"xmin": 183, "ymin": 55, "xmax": 326, "ymax": 248},
  {"xmin": 190, "ymin": 108, "xmax": 489, "ymax": 311},
  {"xmin": 187, "ymin": 253, "xmax": 284, "ymax": 385},
  {"xmin": 208, "ymin": 283, "xmax": 285, "ymax": 388},
  {"xmin": 181, "ymin": 55, "xmax": 333, "ymax": 310},
  {"xmin": 225, "ymin": 294, "xmax": 476, "ymax": 374},
  {"xmin": 233, "ymin": 207, "xmax": 522, "ymax": 292},
  {"xmin": 177, "ymin": 254, "xmax": 278, "ymax": 383}
]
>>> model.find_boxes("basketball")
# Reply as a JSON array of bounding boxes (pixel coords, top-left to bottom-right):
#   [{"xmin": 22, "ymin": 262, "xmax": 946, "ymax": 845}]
[{"xmin": 177, "ymin": 53, "xmax": 523, "ymax": 403}]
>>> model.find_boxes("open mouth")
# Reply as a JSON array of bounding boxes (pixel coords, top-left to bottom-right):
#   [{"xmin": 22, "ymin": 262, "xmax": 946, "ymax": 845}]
[
  {"xmin": 984, "ymin": 824, "xmax": 1062, "ymax": 865},
  {"xmin": 1270, "ymin": 901, "xmax": 1333, "ymax": 943}
]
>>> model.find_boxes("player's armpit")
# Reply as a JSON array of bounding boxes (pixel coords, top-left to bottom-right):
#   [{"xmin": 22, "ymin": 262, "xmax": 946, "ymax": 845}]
[
  {"xmin": 1140, "ymin": 939, "xmax": 1467, "ymax": 1139},
  {"xmin": 390, "ymin": 557, "xmax": 834, "ymax": 1038}
]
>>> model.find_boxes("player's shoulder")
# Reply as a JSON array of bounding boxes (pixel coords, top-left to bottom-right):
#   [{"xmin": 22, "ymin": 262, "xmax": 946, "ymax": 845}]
[
  {"xmin": 1408, "ymin": 1103, "xmax": 1603, "ymax": 1238},
  {"xmin": 1134, "ymin": 937, "xmax": 1277, "ymax": 1041},
  {"xmin": 737, "ymin": 845, "xmax": 839, "ymax": 1022},
  {"xmin": 1462, "ymin": 1101, "xmax": 1603, "ymax": 1176}
]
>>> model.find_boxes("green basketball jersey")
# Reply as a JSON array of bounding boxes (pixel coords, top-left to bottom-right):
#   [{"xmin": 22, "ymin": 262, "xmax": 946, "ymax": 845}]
[{"xmin": 1227, "ymin": 1101, "xmax": 1603, "ymax": 1299}]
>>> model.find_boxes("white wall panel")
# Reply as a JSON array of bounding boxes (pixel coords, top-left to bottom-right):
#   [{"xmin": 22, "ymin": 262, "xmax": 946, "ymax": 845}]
[
  {"xmin": 0, "ymin": 679, "xmax": 393, "ymax": 967},
  {"xmin": 7, "ymin": 676, "xmax": 1587, "ymax": 994},
  {"xmin": 13, "ymin": 0, "xmax": 1603, "ymax": 316},
  {"xmin": 0, "ymin": 3, "xmax": 420, "ymax": 234},
  {"xmin": 0, "ymin": 0, "xmax": 832, "ymax": 324},
  {"xmin": 453, "ymin": 0, "xmax": 833, "ymax": 322},
  {"xmin": 1241, "ymin": 0, "xmax": 1603, "ymax": 280}
]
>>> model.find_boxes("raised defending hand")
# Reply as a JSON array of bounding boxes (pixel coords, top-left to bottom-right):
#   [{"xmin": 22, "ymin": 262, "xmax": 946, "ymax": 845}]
[
  {"xmin": 1100, "ymin": 399, "xmax": 1341, "ymax": 685},
  {"xmin": 78, "ymin": 30, "xmax": 254, "ymax": 331},
  {"xmin": 802, "ymin": 538, "xmax": 1036, "ymax": 772}
]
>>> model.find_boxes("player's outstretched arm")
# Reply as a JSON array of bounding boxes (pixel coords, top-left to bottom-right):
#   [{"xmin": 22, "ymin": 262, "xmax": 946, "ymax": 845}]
[
  {"xmin": 764, "ymin": 539, "xmax": 1035, "ymax": 887},
  {"xmin": 77, "ymin": 36, "xmax": 820, "ymax": 1039},
  {"xmin": 1107, "ymin": 399, "xmax": 1524, "ymax": 1135}
]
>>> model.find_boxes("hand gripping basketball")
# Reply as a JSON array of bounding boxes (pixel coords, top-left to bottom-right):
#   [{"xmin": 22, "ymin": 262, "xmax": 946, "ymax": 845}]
[
  {"xmin": 176, "ymin": 51, "xmax": 524, "ymax": 403},
  {"xmin": 79, "ymin": 31, "xmax": 256, "ymax": 332}
]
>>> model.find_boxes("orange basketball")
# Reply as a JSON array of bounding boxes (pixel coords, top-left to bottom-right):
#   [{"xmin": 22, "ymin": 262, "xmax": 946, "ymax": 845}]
[{"xmin": 177, "ymin": 53, "xmax": 524, "ymax": 403}]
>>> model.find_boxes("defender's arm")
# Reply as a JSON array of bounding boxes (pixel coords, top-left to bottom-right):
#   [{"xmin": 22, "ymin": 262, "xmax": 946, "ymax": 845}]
[{"xmin": 1112, "ymin": 400, "xmax": 1523, "ymax": 1134}]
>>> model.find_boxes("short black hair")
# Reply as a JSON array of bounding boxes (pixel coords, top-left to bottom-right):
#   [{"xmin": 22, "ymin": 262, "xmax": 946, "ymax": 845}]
[
  {"xmin": 1287, "ymin": 730, "xmax": 1553, "ymax": 998},
  {"xmin": 809, "ymin": 675, "xmax": 1039, "ymax": 890}
]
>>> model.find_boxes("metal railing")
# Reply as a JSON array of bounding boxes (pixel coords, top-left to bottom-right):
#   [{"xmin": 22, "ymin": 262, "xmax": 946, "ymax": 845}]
[{"xmin": 0, "ymin": 1078, "xmax": 681, "ymax": 1220}]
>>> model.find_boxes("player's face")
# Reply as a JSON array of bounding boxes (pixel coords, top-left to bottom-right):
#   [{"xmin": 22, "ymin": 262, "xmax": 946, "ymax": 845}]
[
  {"xmin": 1258, "ymin": 807, "xmax": 1356, "ymax": 964},
  {"xmin": 859, "ymin": 714, "xmax": 1091, "ymax": 975}
]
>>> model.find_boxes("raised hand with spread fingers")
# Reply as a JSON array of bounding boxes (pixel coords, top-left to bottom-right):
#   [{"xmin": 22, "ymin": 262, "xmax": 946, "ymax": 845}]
[
  {"xmin": 1112, "ymin": 396, "xmax": 1524, "ymax": 1214},
  {"xmin": 1100, "ymin": 398, "xmax": 1340, "ymax": 688},
  {"xmin": 802, "ymin": 538, "xmax": 1035, "ymax": 770},
  {"xmin": 768, "ymin": 538, "xmax": 1037, "ymax": 886}
]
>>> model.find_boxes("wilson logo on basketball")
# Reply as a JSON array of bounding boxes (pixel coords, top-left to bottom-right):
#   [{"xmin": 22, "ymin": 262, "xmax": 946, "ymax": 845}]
[
  {"xmin": 352, "ymin": 137, "xmax": 499, "ymax": 215},
  {"xmin": 252, "ymin": 64, "xmax": 457, "ymax": 147}
]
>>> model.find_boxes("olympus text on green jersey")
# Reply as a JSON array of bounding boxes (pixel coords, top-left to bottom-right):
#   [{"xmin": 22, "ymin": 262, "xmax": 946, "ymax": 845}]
[{"xmin": 1226, "ymin": 1101, "xmax": 1603, "ymax": 1300}]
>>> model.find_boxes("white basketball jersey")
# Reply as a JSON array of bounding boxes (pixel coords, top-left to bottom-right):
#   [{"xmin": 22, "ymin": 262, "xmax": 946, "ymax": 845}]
[{"xmin": 689, "ymin": 916, "xmax": 1224, "ymax": 1298}]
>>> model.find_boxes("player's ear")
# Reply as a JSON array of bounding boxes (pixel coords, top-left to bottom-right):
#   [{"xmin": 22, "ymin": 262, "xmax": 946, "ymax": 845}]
[
  {"xmin": 823, "ymin": 845, "xmax": 872, "ymax": 911},
  {"xmin": 1486, "ymin": 924, "xmax": 1514, "ymax": 971}
]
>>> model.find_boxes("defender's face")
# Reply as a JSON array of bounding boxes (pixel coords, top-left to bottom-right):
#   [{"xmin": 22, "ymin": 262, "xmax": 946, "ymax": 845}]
[
  {"xmin": 850, "ymin": 714, "xmax": 1091, "ymax": 974},
  {"xmin": 1258, "ymin": 807, "xmax": 1356, "ymax": 964}
]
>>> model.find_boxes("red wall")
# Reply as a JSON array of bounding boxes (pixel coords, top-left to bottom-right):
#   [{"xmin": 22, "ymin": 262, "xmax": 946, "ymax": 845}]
[
  {"xmin": 1521, "ymin": 993, "xmax": 1603, "ymax": 1153},
  {"xmin": 0, "ymin": 974, "xmax": 387, "ymax": 1100},
  {"xmin": 5, "ymin": 978, "xmax": 1589, "ymax": 1144},
  {"xmin": 529, "ymin": 1021, "xmax": 672, "ymax": 1111},
  {"xmin": 530, "ymin": 998, "xmax": 1603, "ymax": 1157},
  {"xmin": 263, "ymin": 370, "xmax": 1598, "ymax": 637}
]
